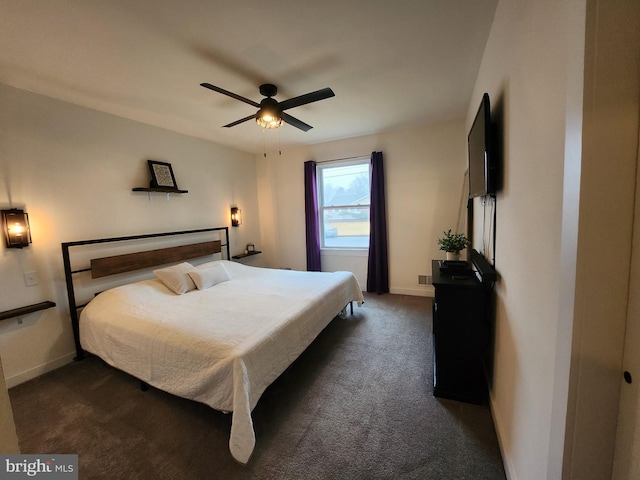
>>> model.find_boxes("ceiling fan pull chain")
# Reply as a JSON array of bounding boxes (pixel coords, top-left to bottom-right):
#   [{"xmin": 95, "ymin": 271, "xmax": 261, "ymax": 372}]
[{"xmin": 263, "ymin": 128, "xmax": 267, "ymax": 158}]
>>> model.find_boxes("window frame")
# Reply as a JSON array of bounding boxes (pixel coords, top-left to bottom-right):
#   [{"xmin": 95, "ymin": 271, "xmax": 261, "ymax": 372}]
[{"xmin": 316, "ymin": 157, "xmax": 371, "ymax": 250}]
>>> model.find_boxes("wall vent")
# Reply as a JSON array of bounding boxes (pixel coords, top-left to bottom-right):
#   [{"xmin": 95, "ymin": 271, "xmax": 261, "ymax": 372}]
[{"xmin": 418, "ymin": 275, "xmax": 432, "ymax": 285}]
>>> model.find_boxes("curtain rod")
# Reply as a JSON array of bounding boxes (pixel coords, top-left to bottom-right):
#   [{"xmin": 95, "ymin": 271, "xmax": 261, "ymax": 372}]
[{"xmin": 315, "ymin": 154, "xmax": 371, "ymax": 164}]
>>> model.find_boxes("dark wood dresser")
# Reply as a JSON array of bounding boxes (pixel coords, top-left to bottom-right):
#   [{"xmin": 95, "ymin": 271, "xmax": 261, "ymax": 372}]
[{"xmin": 431, "ymin": 250, "xmax": 495, "ymax": 404}]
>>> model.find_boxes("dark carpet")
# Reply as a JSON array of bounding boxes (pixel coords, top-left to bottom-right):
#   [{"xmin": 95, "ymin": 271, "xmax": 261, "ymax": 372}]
[{"xmin": 9, "ymin": 293, "xmax": 506, "ymax": 479}]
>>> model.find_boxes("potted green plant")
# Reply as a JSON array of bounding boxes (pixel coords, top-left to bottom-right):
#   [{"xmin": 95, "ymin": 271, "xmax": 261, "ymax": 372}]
[{"xmin": 437, "ymin": 229, "xmax": 470, "ymax": 260}]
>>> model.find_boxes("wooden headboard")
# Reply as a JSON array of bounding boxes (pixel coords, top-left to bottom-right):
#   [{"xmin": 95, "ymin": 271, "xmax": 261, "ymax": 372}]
[
  {"xmin": 90, "ymin": 241, "xmax": 222, "ymax": 278},
  {"xmin": 62, "ymin": 227, "xmax": 229, "ymax": 360}
]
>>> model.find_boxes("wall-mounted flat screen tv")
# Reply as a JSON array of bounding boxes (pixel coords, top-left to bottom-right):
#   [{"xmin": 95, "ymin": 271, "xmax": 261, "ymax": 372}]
[{"xmin": 468, "ymin": 93, "xmax": 497, "ymax": 198}]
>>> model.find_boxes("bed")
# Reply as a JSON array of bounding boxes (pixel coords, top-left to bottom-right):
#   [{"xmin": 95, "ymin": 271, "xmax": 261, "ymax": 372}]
[{"xmin": 62, "ymin": 227, "xmax": 364, "ymax": 464}]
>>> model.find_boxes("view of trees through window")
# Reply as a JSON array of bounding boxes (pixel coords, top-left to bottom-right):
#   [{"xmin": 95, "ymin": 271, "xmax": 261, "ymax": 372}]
[{"xmin": 317, "ymin": 160, "xmax": 370, "ymax": 248}]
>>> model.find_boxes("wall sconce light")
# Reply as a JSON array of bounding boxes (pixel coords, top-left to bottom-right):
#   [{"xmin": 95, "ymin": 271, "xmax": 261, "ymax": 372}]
[
  {"xmin": 2, "ymin": 208, "xmax": 32, "ymax": 248},
  {"xmin": 231, "ymin": 207, "xmax": 242, "ymax": 227}
]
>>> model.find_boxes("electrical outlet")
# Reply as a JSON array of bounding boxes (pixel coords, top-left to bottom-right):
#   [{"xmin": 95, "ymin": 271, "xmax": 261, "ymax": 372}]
[{"xmin": 24, "ymin": 271, "xmax": 39, "ymax": 286}]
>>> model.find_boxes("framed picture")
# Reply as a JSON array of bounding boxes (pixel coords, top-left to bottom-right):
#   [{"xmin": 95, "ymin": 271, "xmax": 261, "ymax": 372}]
[
  {"xmin": 247, "ymin": 243, "xmax": 255, "ymax": 252},
  {"xmin": 148, "ymin": 160, "xmax": 178, "ymax": 189}
]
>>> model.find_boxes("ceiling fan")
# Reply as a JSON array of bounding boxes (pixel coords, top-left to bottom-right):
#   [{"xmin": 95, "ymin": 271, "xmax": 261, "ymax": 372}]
[{"xmin": 200, "ymin": 82, "xmax": 335, "ymax": 131}]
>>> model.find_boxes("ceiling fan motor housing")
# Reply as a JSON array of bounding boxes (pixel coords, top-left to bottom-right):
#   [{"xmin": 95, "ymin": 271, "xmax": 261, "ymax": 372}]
[
  {"xmin": 259, "ymin": 83, "xmax": 278, "ymax": 97},
  {"xmin": 259, "ymin": 97, "xmax": 281, "ymax": 115}
]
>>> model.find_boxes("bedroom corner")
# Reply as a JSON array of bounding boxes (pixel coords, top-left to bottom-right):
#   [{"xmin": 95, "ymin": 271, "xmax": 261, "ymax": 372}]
[
  {"xmin": 0, "ymin": 354, "xmax": 19, "ymax": 453},
  {"xmin": 0, "ymin": 82, "xmax": 261, "ymax": 388}
]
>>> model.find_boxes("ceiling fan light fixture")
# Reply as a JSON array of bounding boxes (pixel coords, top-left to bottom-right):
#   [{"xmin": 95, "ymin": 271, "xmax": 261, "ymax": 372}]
[{"xmin": 256, "ymin": 109, "xmax": 283, "ymax": 129}]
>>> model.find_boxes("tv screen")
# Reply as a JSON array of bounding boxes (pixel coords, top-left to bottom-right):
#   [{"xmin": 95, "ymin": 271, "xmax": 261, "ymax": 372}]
[{"xmin": 468, "ymin": 93, "xmax": 495, "ymax": 198}]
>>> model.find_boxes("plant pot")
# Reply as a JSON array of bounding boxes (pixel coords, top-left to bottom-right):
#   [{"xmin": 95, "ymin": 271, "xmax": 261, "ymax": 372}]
[{"xmin": 445, "ymin": 251, "xmax": 460, "ymax": 261}]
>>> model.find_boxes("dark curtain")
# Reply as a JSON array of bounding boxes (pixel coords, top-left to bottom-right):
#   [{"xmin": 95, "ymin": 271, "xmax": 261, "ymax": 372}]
[
  {"xmin": 304, "ymin": 160, "xmax": 321, "ymax": 271},
  {"xmin": 367, "ymin": 151, "xmax": 389, "ymax": 294}
]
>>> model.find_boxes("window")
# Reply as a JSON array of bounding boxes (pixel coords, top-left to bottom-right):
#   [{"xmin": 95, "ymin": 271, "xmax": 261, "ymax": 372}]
[{"xmin": 317, "ymin": 158, "xmax": 371, "ymax": 249}]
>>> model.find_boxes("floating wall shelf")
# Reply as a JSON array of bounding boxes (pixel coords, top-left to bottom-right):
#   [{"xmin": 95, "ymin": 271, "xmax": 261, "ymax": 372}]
[
  {"xmin": 232, "ymin": 251, "xmax": 262, "ymax": 260},
  {"xmin": 132, "ymin": 188, "xmax": 188, "ymax": 194},
  {"xmin": 0, "ymin": 301, "xmax": 56, "ymax": 321}
]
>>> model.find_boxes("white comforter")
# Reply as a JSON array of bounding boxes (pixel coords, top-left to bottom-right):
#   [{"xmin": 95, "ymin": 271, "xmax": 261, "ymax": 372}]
[{"xmin": 80, "ymin": 260, "xmax": 364, "ymax": 463}]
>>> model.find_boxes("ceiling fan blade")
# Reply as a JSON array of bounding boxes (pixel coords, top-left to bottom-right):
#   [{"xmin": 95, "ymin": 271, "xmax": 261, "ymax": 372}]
[
  {"xmin": 223, "ymin": 114, "xmax": 256, "ymax": 128},
  {"xmin": 200, "ymin": 83, "xmax": 261, "ymax": 108},
  {"xmin": 282, "ymin": 113, "xmax": 313, "ymax": 132},
  {"xmin": 279, "ymin": 88, "xmax": 335, "ymax": 111}
]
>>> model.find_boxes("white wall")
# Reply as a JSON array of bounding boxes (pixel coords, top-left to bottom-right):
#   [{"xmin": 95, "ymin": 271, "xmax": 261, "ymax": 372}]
[
  {"xmin": 256, "ymin": 120, "xmax": 467, "ymax": 296},
  {"xmin": 468, "ymin": 0, "xmax": 585, "ymax": 478},
  {"xmin": 0, "ymin": 83, "xmax": 261, "ymax": 387},
  {"xmin": 470, "ymin": 0, "xmax": 640, "ymax": 479}
]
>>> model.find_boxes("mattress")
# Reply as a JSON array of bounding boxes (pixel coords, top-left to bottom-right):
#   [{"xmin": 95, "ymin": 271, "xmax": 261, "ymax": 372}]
[{"xmin": 79, "ymin": 260, "xmax": 364, "ymax": 463}]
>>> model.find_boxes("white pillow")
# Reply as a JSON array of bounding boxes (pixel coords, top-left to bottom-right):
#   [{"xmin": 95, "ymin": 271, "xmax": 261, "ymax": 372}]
[
  {"xmin": 154, "ymin": 262, "xmax": 197, "ymax": 295},
  {"xmin": 189, "ymin": 263, "xmax": 231, "ymax": 290}
]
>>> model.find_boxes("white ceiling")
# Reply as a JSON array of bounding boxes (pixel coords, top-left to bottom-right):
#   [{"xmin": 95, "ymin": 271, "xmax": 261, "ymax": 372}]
[{"xmin": 0, "ymin": 0, "xmax": 497, "ymax": 155}]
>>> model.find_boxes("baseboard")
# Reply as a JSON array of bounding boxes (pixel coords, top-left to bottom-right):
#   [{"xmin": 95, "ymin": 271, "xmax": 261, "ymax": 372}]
[
  {"xmin": 6, "ymin": 352, "xmax": 76, "ymax": 389},
  {"xmin": 488, "ymin": 391, "xmax": 517, "ymax": 480}
]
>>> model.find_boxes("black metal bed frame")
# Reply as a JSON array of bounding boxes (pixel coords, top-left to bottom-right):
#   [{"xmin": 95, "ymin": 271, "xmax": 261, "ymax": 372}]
[{"xmin": 61, "ymin": 227, "xmax": 230, "ymax": 361}]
